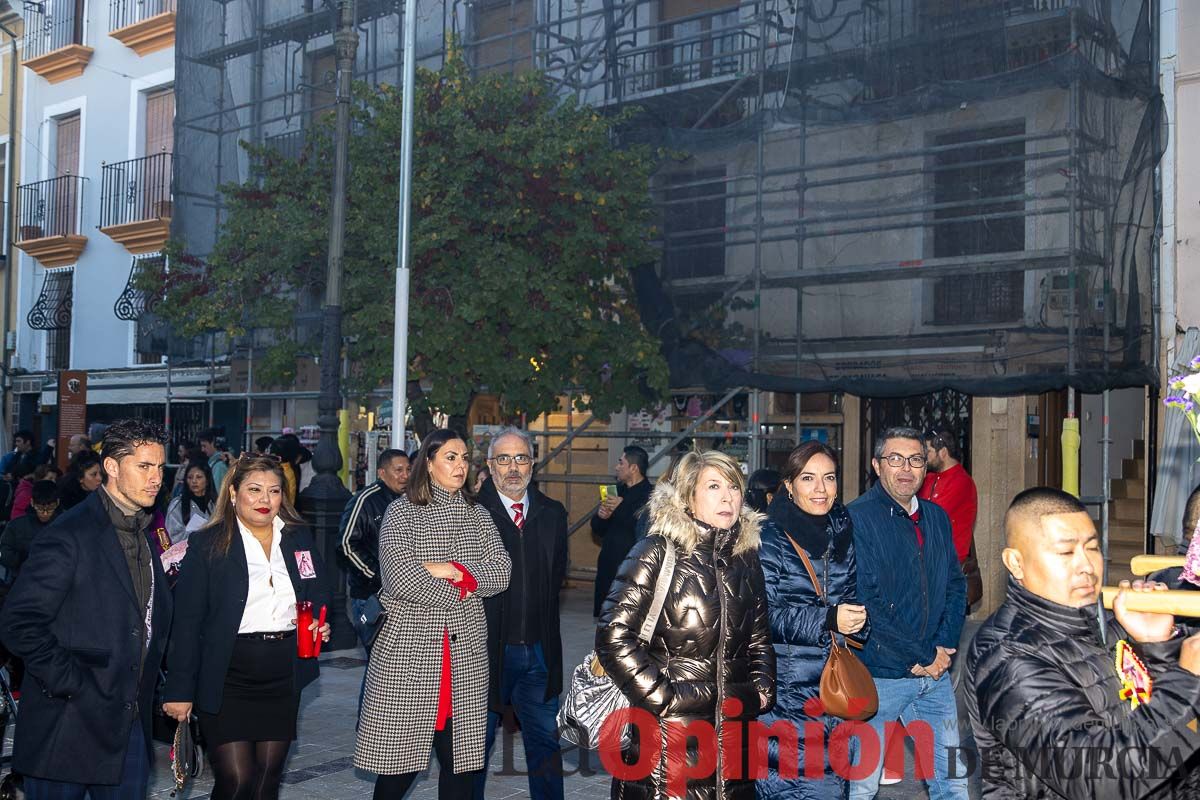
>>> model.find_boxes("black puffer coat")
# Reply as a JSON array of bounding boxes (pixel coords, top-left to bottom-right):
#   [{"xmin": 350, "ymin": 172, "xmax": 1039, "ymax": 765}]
[
  {"xmin": 967, "ymin": 577, "xmax": 1200, "ymax": 799},
  {"xmin": 596, "ymin": 483, "xmax": 776, "ymax": 800},
  {"xmin": 756, "ymin": 496, "xmax": 867, "ymax": 800}
]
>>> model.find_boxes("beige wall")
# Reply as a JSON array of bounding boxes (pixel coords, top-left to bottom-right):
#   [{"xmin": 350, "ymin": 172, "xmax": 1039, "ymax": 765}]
[
  {"xmin": 970, "ymin": 395, "xmax": 1038, "ymax": 617},
  {"xmin": 1, "ymin": 13, "xmax": 22, "ymax": 380},
  {"xmin": 1176, "ymin": 0, "xmax": 1200, "ymax": 330}
]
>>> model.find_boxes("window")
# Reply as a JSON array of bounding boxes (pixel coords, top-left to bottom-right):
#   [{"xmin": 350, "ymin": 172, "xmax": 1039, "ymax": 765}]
[
  {"xmin": 472, "ymin": 0, "xmax": 533, "ymax": 75},
  {"xmin": 661, "ymin": 168, "xmax": 726, "ymax": 281},
  {"xmin": 658, "ymin": 0, "xmax": 742, "ymax": 87},
  {"xmin": 929, "ymin": 123, "xmax": 1026, "ymax": 325},
  {"xmin": 932, "ymin": 123, "xmax": 1025, "ymax": 258},
  {"xmin": 27, "ymin": 268, "xmax": 73, "ymax": 371}
]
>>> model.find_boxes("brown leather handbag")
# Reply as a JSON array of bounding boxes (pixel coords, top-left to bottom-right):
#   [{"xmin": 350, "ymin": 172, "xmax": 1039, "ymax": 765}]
[
  {"xmin": 786, "ymin": 534, "xmax": 879, "ymax": 721},
  {"xmin": 963, "ymin": 538, "xmax": 983, "ymax": 607}
]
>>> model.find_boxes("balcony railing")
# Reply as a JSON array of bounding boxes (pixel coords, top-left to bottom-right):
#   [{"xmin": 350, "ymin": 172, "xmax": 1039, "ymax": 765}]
[
  {"xmin": 17, "ymin": 175, "xmax": 88, "ymax": 241},
  {"xmin": 110, "ymin": 0, "xmax": 177, "ymax": 32},
  {"xmin": 100, "ymin": 152, "xmax": 173, "ymax": 229},
  {"xmin": 613, "ymin": 9, "xmax": 759, "ymax": 98},
  {"xmin": 24, "ymin": 2, "xmax": 85, "ymax": 61}
]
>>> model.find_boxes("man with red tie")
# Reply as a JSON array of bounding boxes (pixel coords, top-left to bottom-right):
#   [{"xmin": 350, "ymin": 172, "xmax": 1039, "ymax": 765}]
[{"xmin": 473, "ymin": 427, "xmax": 569, "ymax": 800}]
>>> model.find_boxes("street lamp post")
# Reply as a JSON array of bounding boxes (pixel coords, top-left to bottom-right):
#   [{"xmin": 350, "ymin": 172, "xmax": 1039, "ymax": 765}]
[{"xmin": 299, "ymin": 0, "xmax": 357, "ymax": 651}]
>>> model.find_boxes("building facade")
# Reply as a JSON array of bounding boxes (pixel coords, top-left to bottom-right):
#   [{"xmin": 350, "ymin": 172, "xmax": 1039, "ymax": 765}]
[{"xmin": 6, "ymin": 0, "xmax": 209, "ymax": 446}]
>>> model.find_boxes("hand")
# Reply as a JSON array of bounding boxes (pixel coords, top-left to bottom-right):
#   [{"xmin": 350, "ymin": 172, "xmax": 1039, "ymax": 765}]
[
  {"xmin": 597, "ymin": 497, "xmax": 622, "ymax": 520},
  {"xmin": 1180, "ymin": 633, "xmax": 1200, "ymax": 676},
  {"xmin": 910, "ymin": 663, "xmax": 931, "ymax": 677},
  {"xmin": 310, "ymin": 620, "xmax": 331, "ymax": 643},
  {"xmin": 1114, "ymin": 580, "xmax": 1176, "ymax": 643},
  {"xmin": 424, "ymin": 562, "xmax": 464, "ymax": 583},
  {"xmin": 836, "ymin": 604, "xmax": 867, "ymax": 635},
  {"xmin": 162, "ymin": 701, "xmax": 192, "ymax": 722}
]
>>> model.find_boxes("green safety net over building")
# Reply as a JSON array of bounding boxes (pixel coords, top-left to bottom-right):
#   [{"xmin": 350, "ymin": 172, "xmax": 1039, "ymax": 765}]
[{"xmin": 172, "ymin": 0, "xmax": 1163, "ymax": 398}]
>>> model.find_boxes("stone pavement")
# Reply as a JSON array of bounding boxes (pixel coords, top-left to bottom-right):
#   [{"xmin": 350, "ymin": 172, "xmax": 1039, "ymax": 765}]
[{"xmin": 4, "ymin": 585, "xmax": 977, "ymax": 798}]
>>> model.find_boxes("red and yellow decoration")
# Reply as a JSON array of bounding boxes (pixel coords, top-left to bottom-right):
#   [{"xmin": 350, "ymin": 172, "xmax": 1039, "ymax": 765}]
[{"xmin": 1115, "ymin": 639, "xmax": 1153, "ymax": 710}]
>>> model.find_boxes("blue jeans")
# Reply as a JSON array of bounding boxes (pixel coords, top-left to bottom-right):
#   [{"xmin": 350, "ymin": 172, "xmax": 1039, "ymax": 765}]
[
  {"xmin": 848, "ymin": 674, "xmax": 968, "ymax": 800},
  {"xmin": 473, "ymin": 643, "xmax": 564, "ymax": 800},
  {"xmin": 24, "ymin": 723, "xmax": 149, "ymax": 800},
  {"xmin": 349, "ymin": 597, "xmax": 375, "ymax": 652}
]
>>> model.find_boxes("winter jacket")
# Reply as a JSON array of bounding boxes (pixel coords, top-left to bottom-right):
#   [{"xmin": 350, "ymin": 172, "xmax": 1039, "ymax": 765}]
[
  {"xmin": 592, "ymin": 478, "xmax": 652, "ymax": 616},
  {"xmin": 756, "ymin": 496, "xmax": 867, "ymax": 800},
  {"xmin": 918, "ymin": 463, "xmax": 978, "ymax": 563},
  {"xmin": 848, "ymin": 481, "xmax": 966, "ymax": 678},
  {"xmin": 338, "ymin": 480, "xmax": 401, "ymax": 599},
  {"xmin": 967, "ymin": 577, "xmax": 1200, "ymax": 799},
  {"xmin": 0, "ymin": 511, "xmax": 58, "ymax": 574},
  {"xmin": 595, "ymin": 483, "xmax": 776, "ymax": 800}
]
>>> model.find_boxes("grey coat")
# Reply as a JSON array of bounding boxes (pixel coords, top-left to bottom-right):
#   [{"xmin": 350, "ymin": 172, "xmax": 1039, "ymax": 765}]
[{"xmin": 353, "ymin": 484, "xmax": 512, "ymax": 776}]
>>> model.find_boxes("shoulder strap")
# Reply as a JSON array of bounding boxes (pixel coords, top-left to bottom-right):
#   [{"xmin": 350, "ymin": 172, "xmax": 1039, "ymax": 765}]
[
  {"xmin": 638, "ymin": 539, "xmax": 677, "ymax": 642},
  {"xmin": 784, "ymin": 533, "xmax": 825, "ymax": 601}
]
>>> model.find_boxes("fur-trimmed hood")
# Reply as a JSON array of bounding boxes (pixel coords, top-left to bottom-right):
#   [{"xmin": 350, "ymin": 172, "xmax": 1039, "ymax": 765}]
[{"xmin": 644, "ymin": 479, "xmax": 763, "ymax": 557}]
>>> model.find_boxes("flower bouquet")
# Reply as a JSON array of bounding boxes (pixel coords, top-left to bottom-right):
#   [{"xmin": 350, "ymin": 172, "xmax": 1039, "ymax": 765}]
[{"xmin": 1165, "ymin": 356, "xmax": 1200, "ymax": 585}]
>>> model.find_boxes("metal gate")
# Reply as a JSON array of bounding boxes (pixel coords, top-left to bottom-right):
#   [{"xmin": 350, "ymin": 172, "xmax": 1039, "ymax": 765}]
[{"xmin": 860, "ymin": 390, "xmax": 972, "ymax": 491}]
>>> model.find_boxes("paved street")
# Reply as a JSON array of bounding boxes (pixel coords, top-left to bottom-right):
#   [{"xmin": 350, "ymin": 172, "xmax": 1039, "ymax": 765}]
[{"xmin": 5, "ymin": 584, "xmax": 975, "ymax": 798}]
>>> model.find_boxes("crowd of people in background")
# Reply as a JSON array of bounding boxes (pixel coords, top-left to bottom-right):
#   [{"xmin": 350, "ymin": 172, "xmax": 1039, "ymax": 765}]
[{"xmin": 3, "ymin": 418, "xmax": 1200, "ymax": 800}]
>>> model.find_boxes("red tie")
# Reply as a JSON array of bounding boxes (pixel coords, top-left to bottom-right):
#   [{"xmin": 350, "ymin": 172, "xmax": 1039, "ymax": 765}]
[
  {"xmin": 909, "ymin": 509, "xmax": 924, "ymax": 548},
  {"xmin": 512, "ymin": 502, "xmax": 524, "ymax": 530}
]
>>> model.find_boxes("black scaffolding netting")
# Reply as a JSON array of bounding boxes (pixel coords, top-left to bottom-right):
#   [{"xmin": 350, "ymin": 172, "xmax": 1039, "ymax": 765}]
[{"xmin": 174, "ymin": 0, "xmax": 1163, "ymax": 397}]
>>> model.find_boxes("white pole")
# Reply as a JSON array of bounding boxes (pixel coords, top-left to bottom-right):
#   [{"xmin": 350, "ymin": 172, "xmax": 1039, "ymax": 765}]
[{"xmin": 392, "ymin": 0, "xmax": 418, "ymax": 450}]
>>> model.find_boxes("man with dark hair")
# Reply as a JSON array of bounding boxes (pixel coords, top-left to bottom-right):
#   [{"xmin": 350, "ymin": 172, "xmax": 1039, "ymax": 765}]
[
  {"xmin": 473, "ymin": 427, "xmax": 568, "ymax": 800},
  {"xmin": 1, "ymin": 429, "xmax": 35, "ymax": 480},
  {"xmin": 0, "ymin": 480, "xmax": 61, "ymax": 574},
  {"xmin": 920, "ymin": 430, "xmax": 978, "ymax": 565},
  {"xmin": 340, "ymin": 448, "xmax": 410, "ymax": 649},
  {"xmin": 0, "ymin": 419, "xmax": 172, "ymax": 798},
  {"xmin": 848, "ymin": 426, "xmax": 968, "ymax": 799},
  {"xmin": 968, "ymin": 486, "xmax": 1200, "ymax": 798},
  {"xmin": 254, "ymin": 435, "xmax": 275, "ymax": 455},
  {"xmin": 198, "ymin": 427, "xmax": 228, "ymax": 491},
  {"xmin": 590, "ymin": 444, "xmax": 651, "ymax": 617}
]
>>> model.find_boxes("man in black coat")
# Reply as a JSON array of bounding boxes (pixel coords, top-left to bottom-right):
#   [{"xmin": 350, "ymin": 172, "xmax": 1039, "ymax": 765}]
[
  {"xmin": 473, "ymin": 427, "xmax": 569, "ymax": 800},
  {"xmin": 591, "ymin": 445, "xmax": 651, "ymax": 617},
  {"xmin": 968, "ymin": 487, "xmax": 1200, "ymax": 799},
  {"xmin": 0, "ymin": 419, "xmax": 172, "ymax": 798},
  {"xmin": 339, "ymin": 447, "xmax": 409, "ymax": 650}
]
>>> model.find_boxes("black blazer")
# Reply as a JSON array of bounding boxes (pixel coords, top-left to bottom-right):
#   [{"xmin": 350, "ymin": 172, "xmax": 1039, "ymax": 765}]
[
  {"xmin": 0, "ymin": 491, "xmax": 173, "ymax": 784},
  {"xmin": 163, "ymin": 522, "xmax": 331, "ymax": 714},
  {"xmin": 477, "ymin": 479, "xmax": 569, "ymax": 706}
]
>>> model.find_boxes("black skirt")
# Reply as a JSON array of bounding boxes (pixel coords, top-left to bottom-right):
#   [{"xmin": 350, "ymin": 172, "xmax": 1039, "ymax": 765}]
[{"xmin": 197, "ymin": 634, "xmax": 298, "ymax": 746}]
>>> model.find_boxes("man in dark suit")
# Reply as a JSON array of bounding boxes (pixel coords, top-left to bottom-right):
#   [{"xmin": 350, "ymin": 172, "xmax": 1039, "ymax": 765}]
[
  {"xmin": 0, "ymin": 419, "xmax": 172, "ymax": 799},
  {"xmin": 591, "ymin": 444, "xmax": 652, "ymax": 616},
  {"xmin": 473, "ymin": 427, "xmax": 568, "ymax": 800}
]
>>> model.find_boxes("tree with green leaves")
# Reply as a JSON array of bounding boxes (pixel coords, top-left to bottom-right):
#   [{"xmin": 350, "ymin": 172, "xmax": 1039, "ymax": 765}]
[{"xmin": 147, "ymin": 51, "xmax": 669, "ymax": 420}]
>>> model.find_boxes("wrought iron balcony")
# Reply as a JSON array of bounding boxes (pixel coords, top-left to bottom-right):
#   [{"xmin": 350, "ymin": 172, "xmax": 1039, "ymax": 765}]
[
  {"xmin": 109, "ymin": 0, "xmax": 177, "ymax": 56},
  {"xmin": 99, "ymin": 152, "xmax": 173, "ymax": 255},
  {"xmin": 22, "ymin": 2, "xmax": 93, "ymax": 83},
  {"xmin": 613, "ymin": 8, "xmax": 759, "ymax": 99},
  {"xmin": 15, "ymin": 175, "xmax": 89, "ymax": 268}
]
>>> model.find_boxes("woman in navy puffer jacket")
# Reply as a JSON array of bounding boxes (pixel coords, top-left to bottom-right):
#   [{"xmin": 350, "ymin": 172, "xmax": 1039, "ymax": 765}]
[{"xmin": 757, "ymin": 442, "xmax": 869, "ymax": 800}]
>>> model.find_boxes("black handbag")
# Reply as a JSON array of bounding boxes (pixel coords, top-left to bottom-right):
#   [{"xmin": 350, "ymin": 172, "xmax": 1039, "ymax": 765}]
[
  {"xmin": 358, "ymin": 593, "xmax": 388, "ymax": 648},
  {"xmin": 170, "ymin": 717, "xmax": 203, "ymax": 796}
]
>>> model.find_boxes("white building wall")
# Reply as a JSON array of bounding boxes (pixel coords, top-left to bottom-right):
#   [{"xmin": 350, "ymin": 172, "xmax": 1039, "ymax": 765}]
[
  {"xmin": 1173, "ymin": 0, "xmax": 1200, "ymax": 334},
  {"xmin": 14, "ymin": 0, "xmax": 173, "ymax": 374}
]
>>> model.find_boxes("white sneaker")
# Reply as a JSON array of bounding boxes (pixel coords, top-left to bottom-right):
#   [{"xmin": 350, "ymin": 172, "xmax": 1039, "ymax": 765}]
[{"xmin": 879, "ymin": 775, "xmax": 903, "ymax": 785}]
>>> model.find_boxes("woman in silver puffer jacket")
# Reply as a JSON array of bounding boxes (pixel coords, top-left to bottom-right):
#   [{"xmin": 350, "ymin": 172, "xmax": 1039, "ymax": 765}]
[{"xmin": 596, "ymin": 450, "xmax": 776, "ymax": 800}]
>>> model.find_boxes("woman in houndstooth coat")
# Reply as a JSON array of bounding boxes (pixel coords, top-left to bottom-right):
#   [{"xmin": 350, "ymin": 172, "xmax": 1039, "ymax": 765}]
[{"xmin": 354, "ymin": 429, "xmax": 512, "ymax": 797}]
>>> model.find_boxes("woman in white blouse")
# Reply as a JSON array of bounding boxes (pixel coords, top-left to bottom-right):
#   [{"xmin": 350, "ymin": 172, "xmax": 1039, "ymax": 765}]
[
  {"xmin": 164, "ymin": 460, "xmax": 217, "ymax": 543},
  {"xmin": 163, "ymin": 454, "xmax": 331, "ymax": 800}
]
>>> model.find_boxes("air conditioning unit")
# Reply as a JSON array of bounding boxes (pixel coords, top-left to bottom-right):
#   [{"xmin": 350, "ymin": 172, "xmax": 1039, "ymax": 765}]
[{"xmin": 13, "ymin": 376, "xmax": 46, "ymax": 395}]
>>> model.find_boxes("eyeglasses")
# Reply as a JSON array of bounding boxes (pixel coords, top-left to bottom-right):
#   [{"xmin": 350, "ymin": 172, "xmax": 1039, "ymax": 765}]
[
  {"xmin": 32, "ymin": 502, "xmax": 59, "ymax": 514},
  {"xmin": 881, "ymin": 453, "xmax": 927, "ymax": 469},
  {"xmin": 490, "ymin": 454, "xmax": 532, "ymax": 466}
]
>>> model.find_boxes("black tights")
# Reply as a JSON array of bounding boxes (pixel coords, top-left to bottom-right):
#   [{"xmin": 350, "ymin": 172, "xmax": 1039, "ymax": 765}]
[
  {"xmin": 373, "ymin": 721, "xmax": 476, "ymax": 800},
  {"xmin": 208, "ymin": 740, "xmax": 291, "ymax": 800}
]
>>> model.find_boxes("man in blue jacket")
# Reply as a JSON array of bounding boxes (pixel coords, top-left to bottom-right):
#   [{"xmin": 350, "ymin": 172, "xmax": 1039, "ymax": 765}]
[{"xmin": 848, "ymin": 426, "xmax": 968, "ymax": 799}]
